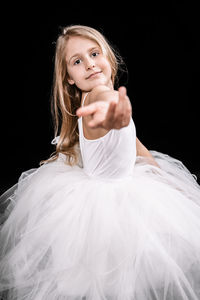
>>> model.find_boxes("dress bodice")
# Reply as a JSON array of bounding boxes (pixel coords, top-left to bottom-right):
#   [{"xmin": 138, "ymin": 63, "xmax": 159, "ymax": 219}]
[{"xmin": 77, "ymin": 93, "xmax": 136, "ymax": 179}]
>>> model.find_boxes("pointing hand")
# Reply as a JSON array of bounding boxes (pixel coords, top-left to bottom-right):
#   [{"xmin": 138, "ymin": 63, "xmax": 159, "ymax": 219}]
[{"xmin": 76, "ymin": 87, "xmax": 132, "ymax": 130}]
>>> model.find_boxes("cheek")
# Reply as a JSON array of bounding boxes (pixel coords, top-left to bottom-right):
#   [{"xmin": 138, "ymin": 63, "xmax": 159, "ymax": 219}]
[
  {"xmin": 103, "ymin": 61, "xmax": 112, "ymax": 77},
  {"xmin": 67, "ymin": 67, "xmax": 73, "ymax": 79},
  {"xmin": 68, "ymin": 68, "xmax": 81, "ymax": 82},
  {"xmin": 103, "ymin": 58, "xmax": 112, "ymax": 71}
]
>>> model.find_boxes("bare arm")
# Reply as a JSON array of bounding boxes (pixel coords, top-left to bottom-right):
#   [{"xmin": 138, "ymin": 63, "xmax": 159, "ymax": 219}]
[
  {"xmin": 88, "ymin": 85, "xmax": 118, "ymax": 104},
  {"xmin": 77, "ymin": 86, "xmax": 159, "ymax": 167},
  {"xmin": 136, "ymin": 137, "xmax": 160, "ymax": 167},
  {"xmin": 76, "ymin": 85, "xmax": 132, "ymax": 140}
]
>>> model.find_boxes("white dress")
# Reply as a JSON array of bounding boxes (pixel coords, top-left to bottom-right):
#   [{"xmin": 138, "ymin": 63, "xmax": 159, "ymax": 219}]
[{"xmin": 0, "ymin": 94, "xmax": 200, "ymax": 300}]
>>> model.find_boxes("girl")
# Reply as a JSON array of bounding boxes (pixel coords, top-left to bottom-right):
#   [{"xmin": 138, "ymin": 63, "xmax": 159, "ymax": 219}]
[{"xmin": 0, "ymin": 25, "xmax": 199, "ymax": 300}]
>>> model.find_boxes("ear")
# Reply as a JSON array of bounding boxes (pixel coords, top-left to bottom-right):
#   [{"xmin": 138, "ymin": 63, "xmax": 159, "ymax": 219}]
[{"xmin": 67, "ymin": 78, "xmax": 75, "ymax": 85}]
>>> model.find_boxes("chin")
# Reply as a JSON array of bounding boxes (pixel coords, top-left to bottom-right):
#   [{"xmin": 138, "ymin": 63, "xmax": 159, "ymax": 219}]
[
  {"xmin": 91, "ymin": 79, "xmax": 110, "ymax": 89},
  {"xmin": 80, "ymin": 78, "xmax": 111, "ymax": 92}
]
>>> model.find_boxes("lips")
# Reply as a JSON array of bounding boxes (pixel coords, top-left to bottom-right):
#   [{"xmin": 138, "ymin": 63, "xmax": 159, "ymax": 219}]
[{"xmin": 86, "ymin": 71, "xmax": 102, "ymax": 79}]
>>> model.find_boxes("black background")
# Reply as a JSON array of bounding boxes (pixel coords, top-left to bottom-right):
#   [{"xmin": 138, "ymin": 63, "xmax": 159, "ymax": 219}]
[{"xmin": 1, "ymin": 1, "xmax": 200, "ymax": 194}]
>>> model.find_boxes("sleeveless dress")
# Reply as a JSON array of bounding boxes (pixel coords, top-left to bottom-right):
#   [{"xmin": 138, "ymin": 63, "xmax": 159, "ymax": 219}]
[{"xmin": 0, "ymin": 93, "xmax": 200, "ymax": 300}]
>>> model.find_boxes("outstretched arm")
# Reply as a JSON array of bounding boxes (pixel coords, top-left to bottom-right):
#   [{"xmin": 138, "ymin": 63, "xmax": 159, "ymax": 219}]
[
  {"xmin": 76, "ymin": 86, "xmax": 159, "ymax": 168},
  {"xmin": 76, "ymin": 86, "xmax": 132, "ymax": 140},
  {"xmin": 76, "ymin": 86, "xmax": 132, "ymax": 129}
]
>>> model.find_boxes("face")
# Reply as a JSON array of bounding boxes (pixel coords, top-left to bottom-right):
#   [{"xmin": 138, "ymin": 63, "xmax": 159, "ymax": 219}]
[{"xmin": 66, "ymin": 36, "xmax": 113, "ymax": 92}]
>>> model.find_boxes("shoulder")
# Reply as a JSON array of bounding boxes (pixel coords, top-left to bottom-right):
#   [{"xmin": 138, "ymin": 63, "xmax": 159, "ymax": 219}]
[{"xmin": 88, "ymin": 85, "xmax": 118, "ymax": 104}]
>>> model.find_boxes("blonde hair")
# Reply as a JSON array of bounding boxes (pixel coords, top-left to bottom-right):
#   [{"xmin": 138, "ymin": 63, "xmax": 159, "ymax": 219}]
[{"xmin": 40, "ymin": 24, "xmax": 125, "ymax": 166}]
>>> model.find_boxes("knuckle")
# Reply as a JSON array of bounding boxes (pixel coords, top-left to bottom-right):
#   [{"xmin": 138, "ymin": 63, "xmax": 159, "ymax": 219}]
[
  {"xmin": 118, "ymin": 112, "xmax": 124, "ymax": 118},
  {"xmin": 127, "ymin": 108, "xmax": 132, "ymax": 114}
]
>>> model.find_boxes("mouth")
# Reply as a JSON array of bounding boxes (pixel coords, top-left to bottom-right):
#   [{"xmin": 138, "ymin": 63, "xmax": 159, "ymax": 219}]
[{"xmin": 86, "ymin": 71, "xmax": 102, "ymax": 79}]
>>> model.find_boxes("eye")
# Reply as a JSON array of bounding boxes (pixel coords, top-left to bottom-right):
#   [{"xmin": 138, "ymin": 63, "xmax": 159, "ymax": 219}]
[
  {"xmin": 74, "ymin": 59, "xmax": 81, "ymax": 65},
  {"xmin": 91, "ymin": 51, "xmax": 99, "ymax": 57}
]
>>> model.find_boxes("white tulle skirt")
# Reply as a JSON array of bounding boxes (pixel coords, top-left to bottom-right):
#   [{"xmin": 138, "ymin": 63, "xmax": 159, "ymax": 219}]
[{"xmin": 0, "ymin": 151, "xmax": 200, "ymax": 300}]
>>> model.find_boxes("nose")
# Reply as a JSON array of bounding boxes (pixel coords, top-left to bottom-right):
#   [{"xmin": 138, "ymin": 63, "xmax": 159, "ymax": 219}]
[{"xmin": 85, "ymin": 56, "xmax": 95, "ymax": 70}]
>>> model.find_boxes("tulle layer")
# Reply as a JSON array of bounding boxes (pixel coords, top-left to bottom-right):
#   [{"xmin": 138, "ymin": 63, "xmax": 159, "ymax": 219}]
[{"xmin": 0, "ymin": 151, "xmax": 200, "ymax": 300}]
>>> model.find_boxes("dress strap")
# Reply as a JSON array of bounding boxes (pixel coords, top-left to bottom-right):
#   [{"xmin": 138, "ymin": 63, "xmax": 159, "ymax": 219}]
[{"xmin": 82, "ymin": 93, "xmax": 89, "ymax": 107}]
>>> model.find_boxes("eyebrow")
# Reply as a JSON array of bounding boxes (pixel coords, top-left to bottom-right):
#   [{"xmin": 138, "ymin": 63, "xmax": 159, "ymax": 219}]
[{"xmin": 68, "ymin": 46, "xmax": 100, "ymax": 64}]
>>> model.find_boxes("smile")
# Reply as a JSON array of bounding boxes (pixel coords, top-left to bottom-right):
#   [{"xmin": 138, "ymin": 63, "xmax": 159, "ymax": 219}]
[{"xmin": 86, "ymin": 71, "xmax": 102, "ymax": 79}]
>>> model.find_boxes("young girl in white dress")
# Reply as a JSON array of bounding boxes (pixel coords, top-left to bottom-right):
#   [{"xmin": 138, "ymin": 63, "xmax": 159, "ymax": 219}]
[{"xmin": 0, "ymin": 25, "xmax": 200, "ymax": 300}]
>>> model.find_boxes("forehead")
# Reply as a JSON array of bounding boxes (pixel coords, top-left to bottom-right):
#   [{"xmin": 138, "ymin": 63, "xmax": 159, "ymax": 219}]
[{"xmin": 65, "ymin": 36, "xmax": 100, "ymax": 57}]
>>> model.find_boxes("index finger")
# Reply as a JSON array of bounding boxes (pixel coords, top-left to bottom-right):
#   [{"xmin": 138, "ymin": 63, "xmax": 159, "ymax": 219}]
[{"xmin": 76, "ymin": 102, "xmax": 98, "ymax": 117}]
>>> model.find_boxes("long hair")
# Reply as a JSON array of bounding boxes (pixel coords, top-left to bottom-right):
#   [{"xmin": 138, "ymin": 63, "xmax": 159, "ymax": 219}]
[{"xmin": 40, "ymin": 25, "xmax": 125, "ymax": 166}]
